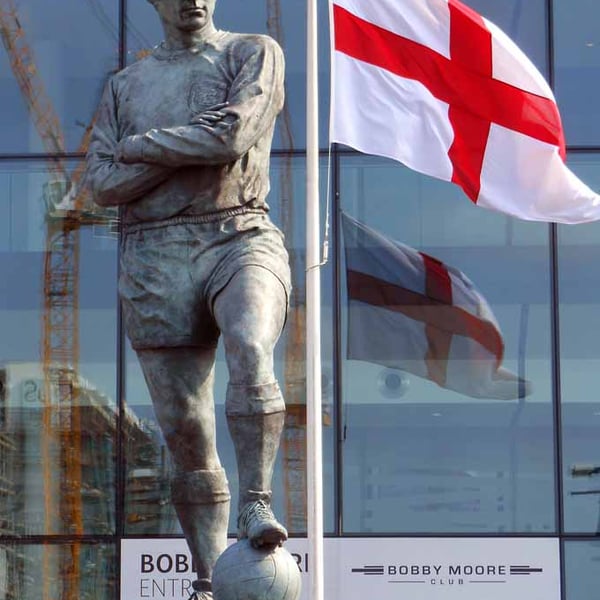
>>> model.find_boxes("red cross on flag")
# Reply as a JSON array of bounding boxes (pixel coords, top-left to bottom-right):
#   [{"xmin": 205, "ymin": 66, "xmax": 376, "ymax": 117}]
[
  {"xmin": 331, "ymin": 0, "xmax": 600, "ymax": 224},
  {"xmin": 343, "ymin": 213, "xmax": 531, "ymax": 400}
]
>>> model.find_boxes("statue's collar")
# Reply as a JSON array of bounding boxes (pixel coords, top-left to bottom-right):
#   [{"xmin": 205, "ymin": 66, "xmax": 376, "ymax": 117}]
[{"xmin": 152, "ymin": 29, "xmax": 225, "ymax": 61}]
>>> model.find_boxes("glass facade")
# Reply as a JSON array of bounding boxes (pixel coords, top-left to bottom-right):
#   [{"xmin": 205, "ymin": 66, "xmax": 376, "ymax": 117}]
[
  {"xmin": 339, "ymin": 155, "xmax": 555, "ymax": 534},
  {"xmin": 0, "ymin": 0, "xmax": 599, "ymax": 598}
]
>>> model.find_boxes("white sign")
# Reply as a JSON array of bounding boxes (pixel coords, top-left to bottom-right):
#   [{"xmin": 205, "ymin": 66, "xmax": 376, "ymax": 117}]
[{"xmin": 121, "ymin": 537, "xmax": 560, "ymax": 600}]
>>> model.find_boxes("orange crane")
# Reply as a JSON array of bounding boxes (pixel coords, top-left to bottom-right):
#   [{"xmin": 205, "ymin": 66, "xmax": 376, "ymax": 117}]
[{"xmin": 0, "ymin": 1, "xmax": 103, "ymax": 598}]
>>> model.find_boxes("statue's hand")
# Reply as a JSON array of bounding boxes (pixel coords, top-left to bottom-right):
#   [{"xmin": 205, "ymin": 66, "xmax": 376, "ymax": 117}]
[
  {"xmin": 115, "ymin": 135, "xmax": 143, "ymax": 164},
  {"xmin": 189, "ymin": 102, "xmax": 231, "ymax": 130}
]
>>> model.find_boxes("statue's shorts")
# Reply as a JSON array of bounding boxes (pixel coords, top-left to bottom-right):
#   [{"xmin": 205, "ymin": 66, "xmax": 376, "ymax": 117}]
[{"xmin": 119, "ymin": 211, "xmax": 291, "ymax": 350}]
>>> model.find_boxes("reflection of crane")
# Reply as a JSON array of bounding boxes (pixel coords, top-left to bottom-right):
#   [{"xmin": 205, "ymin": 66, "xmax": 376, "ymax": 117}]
[
  {"xmin": 0, "ymin": 2, "xmax": 64, "ymax": 156},
  {"xmin": 0, "ymin": 1, "xmax": 108, "ymax": 597}
]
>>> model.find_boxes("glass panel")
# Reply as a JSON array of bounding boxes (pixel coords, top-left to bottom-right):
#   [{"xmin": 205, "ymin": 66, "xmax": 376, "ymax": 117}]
[
  {"xmin": 0, "ymin": 160, "xmax": 118, "ymax": 535},
  {"xmin": 564, "ymin": 541, "xmax": 600, "ymax": 600},
  {"xmin": 125, "ymin": 0, "xmax": 330, "ymax": 150},
  {"xmin": 553, "ymin": 0, "xmax": 600, "ymax": 146},
  {"xmin": 0, "ymin": 542, "xmax": 116, "ymax": 600},
  {"xmin": 466, "ymin": 0, "xmax": 548, "ymax": 75},
  {"xmin": 0, "ymin": 0, "xmax": 119, "ymax": 154},
  {"xmin": 559, "ymin": 154, "xmax": 600, "ymax": 533},
  {"xmin": 339, "ymin": 154, "xmax": 555, "ymax": 533},
  {"xmin": 123, "ymin": 155, "xmax": 335, "ymax": 535}
]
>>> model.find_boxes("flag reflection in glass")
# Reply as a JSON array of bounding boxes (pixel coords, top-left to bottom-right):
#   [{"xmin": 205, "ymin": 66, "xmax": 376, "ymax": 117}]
[{"xmin": 342, "ymin": 213, "xmax": 531, "ymax": 400}]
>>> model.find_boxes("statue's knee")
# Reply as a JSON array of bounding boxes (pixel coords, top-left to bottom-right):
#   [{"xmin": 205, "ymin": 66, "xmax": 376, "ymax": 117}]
[
  {"xmin": 227, "ymin": 331, "xmax": 270, "ymax": 360},
  {"xmin": 225, "ymin": 381, "xmax": 285, "ymax": 416},
  {"xmin": 224, "ymin": 333, "xmax": 276, "ymax": 384}
]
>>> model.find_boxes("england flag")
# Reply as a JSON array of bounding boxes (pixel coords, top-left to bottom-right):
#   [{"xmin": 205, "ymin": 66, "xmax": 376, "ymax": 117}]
[{"xmin": 331, "ymin": 0, "xmax": 600, "ymax": 223}]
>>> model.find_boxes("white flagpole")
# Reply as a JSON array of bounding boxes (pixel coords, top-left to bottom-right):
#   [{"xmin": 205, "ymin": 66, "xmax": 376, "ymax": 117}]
[{"xmin": 306, "ymin": 0, "xmax": 324, "ymax": 597}]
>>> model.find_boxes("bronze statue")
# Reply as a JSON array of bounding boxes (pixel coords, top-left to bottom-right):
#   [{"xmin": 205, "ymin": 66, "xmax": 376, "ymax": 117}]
[{"xmin": 86, "ymin": 1, "xmax": 290, "ymax": 598}]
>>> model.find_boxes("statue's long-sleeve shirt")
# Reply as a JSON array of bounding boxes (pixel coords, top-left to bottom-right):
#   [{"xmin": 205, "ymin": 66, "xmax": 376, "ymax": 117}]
[{"xmin": 86, "ymin": 30, "xmax": 284, "ymax": 225}]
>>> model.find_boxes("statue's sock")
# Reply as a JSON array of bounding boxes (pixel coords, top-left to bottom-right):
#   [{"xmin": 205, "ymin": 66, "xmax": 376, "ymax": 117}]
[{"xmin": 170, "ymin": 469, "xmax": 230, "ymax": 586}]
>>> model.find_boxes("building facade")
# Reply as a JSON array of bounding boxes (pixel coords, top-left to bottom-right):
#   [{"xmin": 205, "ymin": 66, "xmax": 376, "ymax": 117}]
[{"xmin": 0, "ymin": 0, "xmax": 599, "ymax": 598}]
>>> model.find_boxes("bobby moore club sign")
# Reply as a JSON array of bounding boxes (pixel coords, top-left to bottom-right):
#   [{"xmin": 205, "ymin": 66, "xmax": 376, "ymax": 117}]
[{"xmin": 121, "ymin": 536, "xmax": 559, "ymax": 600}]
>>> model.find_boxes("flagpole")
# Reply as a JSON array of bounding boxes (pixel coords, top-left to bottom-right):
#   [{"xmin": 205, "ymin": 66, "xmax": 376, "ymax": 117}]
[{"xmin": 306, "ymin": 0, "xmax": 324, "ymax": 598}]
